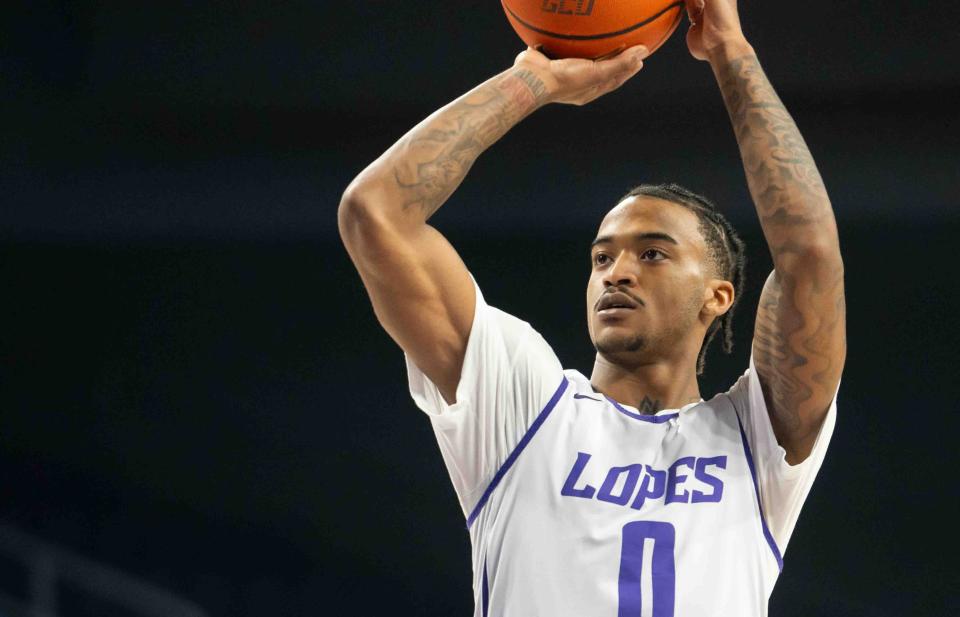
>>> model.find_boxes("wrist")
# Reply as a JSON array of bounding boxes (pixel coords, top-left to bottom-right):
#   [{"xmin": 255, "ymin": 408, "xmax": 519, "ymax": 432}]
[
  {"xmin": 509, "ymin": 64, "xmax": 557, "ymax": 107},
  {"xmin": 706, "ymin": 37, "xmax": 756, "ymax": 68}
]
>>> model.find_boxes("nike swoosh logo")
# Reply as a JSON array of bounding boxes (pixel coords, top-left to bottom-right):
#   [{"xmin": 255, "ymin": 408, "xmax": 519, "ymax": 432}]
[{"xmin": 573, "ymin": 393, "xmax": 603, "ymax": 402}]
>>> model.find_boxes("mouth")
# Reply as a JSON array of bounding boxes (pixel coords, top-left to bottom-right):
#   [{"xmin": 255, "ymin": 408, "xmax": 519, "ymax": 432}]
[
  {"xmin": 597, "ymin": 307, "xmax": 634, "ymax": 316},
  {"xmin": 595, "ymin": 291, "xmax": 640, "ymax": 314}
]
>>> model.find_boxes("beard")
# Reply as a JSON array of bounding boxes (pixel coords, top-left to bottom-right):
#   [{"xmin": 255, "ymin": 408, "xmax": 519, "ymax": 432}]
[
  {"xmin": 589, "ymin": 286, "xmax": 705, "ymax": 359},
  {"xmin": 593, "ymin": 331, "xmax": 646, "ymax": 355}
]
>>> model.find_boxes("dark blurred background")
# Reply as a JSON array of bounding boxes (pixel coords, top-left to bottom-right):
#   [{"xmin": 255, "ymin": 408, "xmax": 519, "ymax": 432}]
[{"xmin": 1, "ymin": 1, "xmax": 958, "ymax": 615}]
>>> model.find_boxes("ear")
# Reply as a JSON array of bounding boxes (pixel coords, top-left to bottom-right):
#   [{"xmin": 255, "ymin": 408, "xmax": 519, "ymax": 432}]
[{"xmin": 701, "ymin": 278, "xmax": 735, "ymax": 319}]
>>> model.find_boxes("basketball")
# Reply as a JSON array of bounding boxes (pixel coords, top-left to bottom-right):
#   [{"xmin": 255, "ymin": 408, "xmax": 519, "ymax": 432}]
[{"xmin": 502, "ymin": 0, "xmax": 685, "ymax": 59}]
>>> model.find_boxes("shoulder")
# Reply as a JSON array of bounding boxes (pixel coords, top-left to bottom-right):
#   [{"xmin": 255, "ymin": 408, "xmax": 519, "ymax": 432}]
[
  {"xmin": 563, "ymin": 368, "xmax": 592, "ymax": 388},
  {"xmin": 470, "ymin": 284, "xmax": 565, "ymax": 376},
  {"xmin": 709, "ymin": 364, "xmax": 753, "ymax": 420}
]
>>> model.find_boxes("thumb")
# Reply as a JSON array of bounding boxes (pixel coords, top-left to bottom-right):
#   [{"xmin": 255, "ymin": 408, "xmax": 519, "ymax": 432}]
[{"xmin": 684, "ymin": 0, "xmax": 704, "ymax": 23}]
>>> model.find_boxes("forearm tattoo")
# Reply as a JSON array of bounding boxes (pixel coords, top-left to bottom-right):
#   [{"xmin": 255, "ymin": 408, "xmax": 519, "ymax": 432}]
[
  {"xmin": 392, "ymin": 68, "xmax": 548, "ymax": 218},
  {"xmin": 717, "ymin": 55, "xmax": 833, "ymax": 255},
  {"xmin": 718, "ymin": 54, "xmax": 846, "ymax": 445}
]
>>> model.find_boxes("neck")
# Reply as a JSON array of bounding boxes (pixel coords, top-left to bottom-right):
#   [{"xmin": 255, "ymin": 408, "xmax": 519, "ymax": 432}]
[{"xmin": 589, "ymin": 354, "xmax": 702, "ymax": 415}]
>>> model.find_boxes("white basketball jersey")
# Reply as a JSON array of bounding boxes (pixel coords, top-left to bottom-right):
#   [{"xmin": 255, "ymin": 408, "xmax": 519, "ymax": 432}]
[{"xmin": 406, "ymin": 281, "xmax": 838, "ymax": 617}]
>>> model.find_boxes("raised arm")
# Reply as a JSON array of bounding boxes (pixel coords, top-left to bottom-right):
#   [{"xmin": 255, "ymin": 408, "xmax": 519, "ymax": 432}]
[
  {"xmin": 686, "ymin": 0, "xmax": 846, "ymax": 463},
  {"xmin": 338, "ymin": 47, "xmax": 648, "ymax": 403}
]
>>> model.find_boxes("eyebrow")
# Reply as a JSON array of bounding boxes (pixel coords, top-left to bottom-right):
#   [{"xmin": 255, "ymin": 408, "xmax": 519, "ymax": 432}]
[{"xmin": 590, "ymin": 232, "xmax": 680, "ymax": 249}]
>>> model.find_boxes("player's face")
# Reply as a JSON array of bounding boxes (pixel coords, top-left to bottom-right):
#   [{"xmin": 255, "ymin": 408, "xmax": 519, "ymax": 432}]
[{"xmin": 586, "ymin": 196, "xmax": 714, "ymax": 363}]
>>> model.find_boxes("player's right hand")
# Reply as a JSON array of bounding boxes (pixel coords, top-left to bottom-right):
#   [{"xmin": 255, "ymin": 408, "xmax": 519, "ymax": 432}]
[{"xmin": 513, "ymin": 45, "xmax": 648, "ymax": 107}]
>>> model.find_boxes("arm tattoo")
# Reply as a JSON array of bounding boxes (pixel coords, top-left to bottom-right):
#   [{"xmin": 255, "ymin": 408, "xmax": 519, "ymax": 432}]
[
  {"xmin": 717, "ymin": 53, "xmax": 846, "ymax": 454},
  {"xmin": 753, "ymin": 268, "xmax": 845, "ymax": 440},
  {"xmin": 717, "ymin": 55, "xmax": 834, "ymax": 258},
  {"xmin": 392, "ymin": 69, "xmax": 548, "ymax": 219}
]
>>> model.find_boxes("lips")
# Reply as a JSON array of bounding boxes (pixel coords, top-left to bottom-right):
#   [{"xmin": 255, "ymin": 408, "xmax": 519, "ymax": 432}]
[{"xmin": 596, "ymin": 291, "xmax": 639, "ymax": 312}]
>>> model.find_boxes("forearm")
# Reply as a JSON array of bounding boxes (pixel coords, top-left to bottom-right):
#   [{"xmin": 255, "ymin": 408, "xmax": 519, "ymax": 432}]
[
  {"xmin": 342, "ymin": 67, "xmax": 548, "ymax": 225},
  {"xmin": 710, "ymin": 42, "xmax": 842, "ymax": 269}
]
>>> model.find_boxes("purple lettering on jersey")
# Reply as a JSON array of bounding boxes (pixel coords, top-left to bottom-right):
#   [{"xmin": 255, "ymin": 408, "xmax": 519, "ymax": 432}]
[
  {"xmin": 561, "ymin": 454, "xmax": 726, "ymax": 511},
  {"xmin": 618, "ymin": 521, "xmax": 676, "ymax": 617},
  {"xmin": 597, "ymin": 464, "xmax": 644, "ymax": 506},
  {"xmin": 665, "ymin": 457, "xmax": 695, "ymax": 504},
  {"xmin": 560, "ymin": 451, "xmax": 596, "ymax": 499},
  {"xmin": 691, "ymin": 456, "xmax": 727, "ymax": 503},
  {"xmin": 630, "ymin": 465, "xmax": 666, "ymax": 511}
]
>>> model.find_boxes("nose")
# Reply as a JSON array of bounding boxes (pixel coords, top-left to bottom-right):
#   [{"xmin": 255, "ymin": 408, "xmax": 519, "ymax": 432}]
[{"xmin": 602, "ymin": 251, "xmax": 638, "ymax": 288}]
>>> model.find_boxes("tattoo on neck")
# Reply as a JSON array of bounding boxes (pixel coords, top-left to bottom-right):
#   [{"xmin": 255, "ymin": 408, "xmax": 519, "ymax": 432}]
[{"xmin": 636, "ymin": 396, "xmax": 662, "ymax": 414}]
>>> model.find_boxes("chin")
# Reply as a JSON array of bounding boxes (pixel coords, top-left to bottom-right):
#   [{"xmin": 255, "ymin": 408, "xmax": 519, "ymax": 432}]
[{"xmin": 593, "ymin": 331, "xmax": 646, "ymax": 355}]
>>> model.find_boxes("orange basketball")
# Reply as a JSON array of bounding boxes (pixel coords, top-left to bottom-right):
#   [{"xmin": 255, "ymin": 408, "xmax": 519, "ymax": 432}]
[{"xmin": 502, "ymin": 0, "xmax": 685, "ymax": 59}]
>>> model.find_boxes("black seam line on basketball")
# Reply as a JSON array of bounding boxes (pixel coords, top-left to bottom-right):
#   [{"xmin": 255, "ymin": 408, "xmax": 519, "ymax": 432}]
[{"xmin": 505, "ymin": 2, "xmax": 684, "ymax": 41}]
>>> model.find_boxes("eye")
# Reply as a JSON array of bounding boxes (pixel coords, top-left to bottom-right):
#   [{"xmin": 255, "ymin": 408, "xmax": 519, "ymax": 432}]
[
  {"xmin": 593, "ymin": 253, "xmax": 611, "ymax": 266},
  {"xmin": 641, "ymin": 248, "xmax": 666, "ymax": 260}
]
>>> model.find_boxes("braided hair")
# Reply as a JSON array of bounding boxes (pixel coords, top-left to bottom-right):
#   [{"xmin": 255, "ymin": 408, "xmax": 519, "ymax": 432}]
[{"xmin": 618, "ymin": 183, "xmax": 747, "ymax": 375}]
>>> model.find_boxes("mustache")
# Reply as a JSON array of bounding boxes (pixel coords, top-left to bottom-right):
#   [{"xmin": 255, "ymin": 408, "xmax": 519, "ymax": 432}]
[{"xmin": 594, "ymin": 286, "xmax": 645, "ymax": 311}]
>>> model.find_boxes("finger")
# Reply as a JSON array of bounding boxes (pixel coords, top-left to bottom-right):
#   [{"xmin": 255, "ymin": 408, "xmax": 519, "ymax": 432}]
[
  {"xmin": 596, "ymin": 44, "xmax": 647, "ymax": 63},
  {"xmin": 596, "ymin": 45, "xmax": 647, "ymax": 72},
  {"xmin": 603, "ymin": 62, "xmax": 644, "ymax": 94},
  {"xmin": 605, "ymin": 75, "xmax": 631, "ymax": 95},
  {"xmin": 516, "ymin": 46, "xmax": 550, "ymax": 68},
  {"xmin": 591, "ymin": 71, "xmax": 636, "ymax": 103},
  {"xmin": 616, "ymin": 61, "xmax": 644, "ymax": 84},
  {"xmin": 597, "ymin": 45, "xmax": 647, "ymax": 79},
  {"xmin": 594, "ymin": 45, "xmax": 625, "ymax": 61},
  {"xmin": 623, "ymin": 44, "xmax": 650, "ymax": 60},
  {"xmin": 684, "ymin": 0, "xmax": 704, "ymax": 22}
]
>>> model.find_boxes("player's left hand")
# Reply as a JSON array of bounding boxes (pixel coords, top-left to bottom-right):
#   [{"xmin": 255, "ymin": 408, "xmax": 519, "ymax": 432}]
[{"xmin": 684, "ymin": 0, "xmax": 750, "ymax": 62}]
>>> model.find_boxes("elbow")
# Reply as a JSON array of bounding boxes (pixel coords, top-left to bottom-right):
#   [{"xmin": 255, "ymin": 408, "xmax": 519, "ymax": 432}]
[
  {"xmin": 337, "ymin": 181, "xmax": 370, "ymax": 231},
  {"xmin": 774, "ymin": 239, "xmax": 844, "ymax": 276},
  {"xmin": 801, "ymin": 240, "xmax": 844, "ymax": 267},
  {"xmin": 337, "ymin": 187, "xmax": 361, "ymax": 249},
  {"xmin": 338, "ymin": 182, "xmax": 386, "ymax": 247}
]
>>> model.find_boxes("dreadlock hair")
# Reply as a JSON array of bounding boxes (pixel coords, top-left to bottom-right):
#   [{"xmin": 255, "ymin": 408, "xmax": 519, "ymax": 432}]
[{"xmin": 617, "ymin": 183, "xmax": 747, "ymax": 376}]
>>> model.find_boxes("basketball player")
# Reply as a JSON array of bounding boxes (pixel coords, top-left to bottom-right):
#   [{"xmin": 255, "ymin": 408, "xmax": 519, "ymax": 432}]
[{"xmin": 338, "ymin": 0, "xmax": 845, "ymax": 614}]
